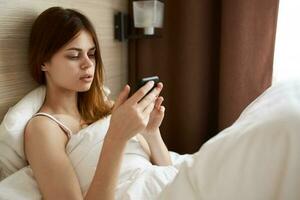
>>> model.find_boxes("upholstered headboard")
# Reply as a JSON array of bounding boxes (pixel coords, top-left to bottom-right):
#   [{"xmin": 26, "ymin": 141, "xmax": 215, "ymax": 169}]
[{"xmin": 0, "ymin": 1, "xmax": 128, "ymax": 121}]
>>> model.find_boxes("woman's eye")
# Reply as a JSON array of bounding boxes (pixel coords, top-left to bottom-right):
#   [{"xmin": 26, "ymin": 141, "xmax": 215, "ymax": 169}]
[
  {"xmin": 66, "ymin": 53, "xmax": 95, "ymax": 60},
  {"xmin": 67, "ymin": 55, "xmax": 79, "ymax": 60}
]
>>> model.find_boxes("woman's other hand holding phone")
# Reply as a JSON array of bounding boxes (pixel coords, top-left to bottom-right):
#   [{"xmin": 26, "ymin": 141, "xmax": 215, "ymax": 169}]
[{"xmin": 140, "ymin": 82, "xmax": 165, "ymax": 138}]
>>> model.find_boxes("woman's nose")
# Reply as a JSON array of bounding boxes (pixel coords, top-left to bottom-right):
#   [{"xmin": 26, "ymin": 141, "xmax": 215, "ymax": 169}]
[{"xmin": 80, "ymin": 55, "xmax": 94, "ymax": 69}]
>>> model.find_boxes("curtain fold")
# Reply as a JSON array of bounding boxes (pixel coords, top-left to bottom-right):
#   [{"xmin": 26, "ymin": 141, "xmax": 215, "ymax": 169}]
[
  {"xmin": 218, "ymin": 0, "xmax": 280, "ymax": 129},
  {"xmin": 128, "ymin": 0, "xmax": 279, "ymax": 154}
]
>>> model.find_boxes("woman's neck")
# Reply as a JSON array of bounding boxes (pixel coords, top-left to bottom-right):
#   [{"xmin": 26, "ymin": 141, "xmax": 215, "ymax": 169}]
[{"xmin": 41, "ymin": 85, "xmax": 80, "ymax": 118}]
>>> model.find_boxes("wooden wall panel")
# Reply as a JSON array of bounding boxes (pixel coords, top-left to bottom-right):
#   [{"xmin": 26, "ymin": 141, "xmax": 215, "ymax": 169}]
[{"xmin": 0, "ymin": 0, "xmax": 128, "ymax": 121}]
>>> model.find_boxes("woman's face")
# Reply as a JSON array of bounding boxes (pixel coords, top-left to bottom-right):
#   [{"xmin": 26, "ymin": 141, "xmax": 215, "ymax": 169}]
[{"xmin": 43, "ymin": 30, "xmax": 96, "ymax": 92}]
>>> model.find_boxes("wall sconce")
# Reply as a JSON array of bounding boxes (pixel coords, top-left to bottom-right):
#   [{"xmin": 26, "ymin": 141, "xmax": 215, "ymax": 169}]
[{"xmin": 114, "ymin": 0, "xmax": 164, "ymax": 42}]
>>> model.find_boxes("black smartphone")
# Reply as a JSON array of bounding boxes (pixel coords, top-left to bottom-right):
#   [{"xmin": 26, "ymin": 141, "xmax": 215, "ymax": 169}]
[{"xmin": 132, "ymin": 76, "xmax": 160, "ymax": 97}]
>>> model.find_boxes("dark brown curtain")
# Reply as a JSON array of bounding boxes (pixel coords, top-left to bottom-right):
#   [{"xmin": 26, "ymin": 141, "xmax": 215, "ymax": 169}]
[{"xmin": 128, "ymin": 0, "xmax": 279, "ymax": 154}]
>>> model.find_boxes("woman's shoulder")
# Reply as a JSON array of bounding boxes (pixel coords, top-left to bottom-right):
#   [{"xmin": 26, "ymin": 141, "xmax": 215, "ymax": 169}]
[{"xmin": 25, "ymin": 116, "xmax": 69, "ymax": 146}]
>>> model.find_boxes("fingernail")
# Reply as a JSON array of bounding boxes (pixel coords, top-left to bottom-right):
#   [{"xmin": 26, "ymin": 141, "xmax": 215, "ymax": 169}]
[{"xmin": 148, "ymin": 81, "xmax": 154, "ymax": 86}]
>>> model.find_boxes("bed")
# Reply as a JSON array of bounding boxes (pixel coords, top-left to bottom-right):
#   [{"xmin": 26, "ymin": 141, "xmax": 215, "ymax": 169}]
[{"xmin": 0, "ymin": 80, "xmax": 300, "ymax": 200}]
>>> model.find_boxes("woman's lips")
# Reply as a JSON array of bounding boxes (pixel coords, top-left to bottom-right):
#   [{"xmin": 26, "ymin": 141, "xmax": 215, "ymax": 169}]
[{"xmin": 80, "ymin": 76, "xmax": 93, "ymax": 82}]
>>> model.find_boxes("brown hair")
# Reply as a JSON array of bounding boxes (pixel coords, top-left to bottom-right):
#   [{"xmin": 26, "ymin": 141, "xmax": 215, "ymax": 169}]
[{"xmin": 28, "ymin": 7, "xmax": 112, "ymax": 124}]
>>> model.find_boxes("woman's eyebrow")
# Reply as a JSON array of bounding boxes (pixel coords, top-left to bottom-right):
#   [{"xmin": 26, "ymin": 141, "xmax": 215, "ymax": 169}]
[{"xmin": 66, "ymin": 47, "xmax": 96, "ymax": 51}]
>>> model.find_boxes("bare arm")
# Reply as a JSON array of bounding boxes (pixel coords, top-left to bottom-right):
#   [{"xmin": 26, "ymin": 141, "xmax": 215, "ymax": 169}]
[
  {"xmin": 140, "ymin": 129, "xmax": 172, "ymax": 166},
  {"xmin": 25, "ymin": 117, "xmax": 84, "ymax": 200},
  {"xmin": 84, "ymin": 131, "xmax": 126, "ymax": 200}
]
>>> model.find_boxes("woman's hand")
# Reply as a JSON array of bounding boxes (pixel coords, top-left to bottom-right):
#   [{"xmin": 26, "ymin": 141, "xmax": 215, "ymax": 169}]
[
  {"xmin": 135, "ymin": 83, "xmax": 172, "ymax": 166},
  {"xmin": 141, "ymin": 83, "xmax": 165, "ymax": 139},
  {"xmin": 106, "ymin": 81, "xmax": 163, "ymax": 142}
]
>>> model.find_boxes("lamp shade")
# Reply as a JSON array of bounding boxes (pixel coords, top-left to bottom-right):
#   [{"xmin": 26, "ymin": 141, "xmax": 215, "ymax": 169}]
[{"xmin": 133, "ymin": 0, "xmax": 164, "ymax": 35}]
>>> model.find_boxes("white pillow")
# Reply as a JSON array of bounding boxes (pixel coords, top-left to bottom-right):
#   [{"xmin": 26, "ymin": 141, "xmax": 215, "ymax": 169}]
[
  {"xmin": 0, "ymin": 86, "xmax": 46, "ymax": 180},
  {"xmin": 0, "ymin": 85, "xmax": 111, "ymax": 181}
]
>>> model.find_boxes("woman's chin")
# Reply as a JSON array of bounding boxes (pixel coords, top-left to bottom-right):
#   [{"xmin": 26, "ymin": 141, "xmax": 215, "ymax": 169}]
[{"xmin": 78, "ymin": 85, "xmax": 92, "ymax": 92}]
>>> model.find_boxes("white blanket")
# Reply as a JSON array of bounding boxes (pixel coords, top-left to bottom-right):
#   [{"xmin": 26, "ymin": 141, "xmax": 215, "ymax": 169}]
[
  {"xmin": 159, "ymin": 80, "xmax": 300, "ymax": 200},
  {"xmin": 0, "ymin": 80, "xmax": 300, "ymax": 200},
  {"xmin": 0, "ymin": 115, "xmax": 183, "ymax": 199}
]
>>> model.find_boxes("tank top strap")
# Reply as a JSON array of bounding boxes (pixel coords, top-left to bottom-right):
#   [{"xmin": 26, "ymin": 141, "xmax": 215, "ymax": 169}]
[{"xmin": 32, "ymin": 112, "xmax": 73, "ymax": 139}]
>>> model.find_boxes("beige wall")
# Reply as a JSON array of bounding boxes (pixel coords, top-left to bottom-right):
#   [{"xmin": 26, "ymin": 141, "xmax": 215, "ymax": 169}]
[{"xmin": 0, "ymin": 0, "xmax": 128, "ymax": 121}]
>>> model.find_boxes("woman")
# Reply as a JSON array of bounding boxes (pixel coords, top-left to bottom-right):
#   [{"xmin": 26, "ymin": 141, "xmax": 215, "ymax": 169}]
[{"xmin": 24, "ymin": 7, "xmax": 172, "ymax": 199}]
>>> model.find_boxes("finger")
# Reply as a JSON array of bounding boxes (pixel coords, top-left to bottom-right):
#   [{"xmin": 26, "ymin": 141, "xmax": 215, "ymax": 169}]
[
  {"xmin": 160, "ymin": 106, "xmax": 165, "ymax": 113},
  {"xmin": 138, "ymin": 82, "xmax": 163, "ymax": 110},
  {"xmin": 155, "ymin": 96, "xmax": 164, "ymax": 109},
  {"xmin": 143, "ymin": 102, "xmax": 155, "ymax": 116},
  {"xmin": 113, "ymin": 85, "xmax": 130, "ymax": 111},
  {"xmin": 127, "ymin": 81, "xmax": 155, "ymax": 104}
]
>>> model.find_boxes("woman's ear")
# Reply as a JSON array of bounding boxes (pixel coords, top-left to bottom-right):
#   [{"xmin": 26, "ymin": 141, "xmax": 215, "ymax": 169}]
[{"xmin": 41, "ymin": 64, "xmax": 47, "ymax": 71}]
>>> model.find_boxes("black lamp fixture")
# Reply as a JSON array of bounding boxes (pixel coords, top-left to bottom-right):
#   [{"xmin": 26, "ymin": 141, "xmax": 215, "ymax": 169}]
[{"xmin": 114, "ymin": 0, "xmax": 164, "ymax": 41}]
